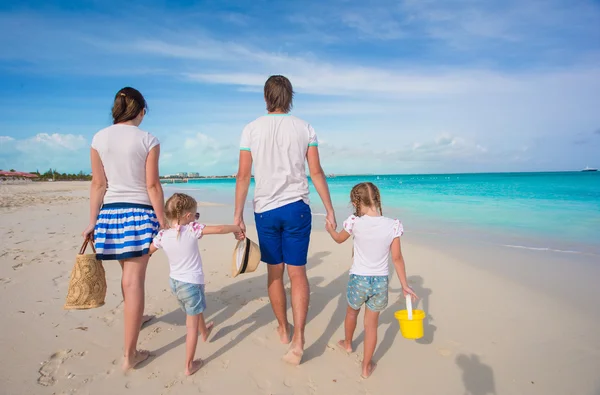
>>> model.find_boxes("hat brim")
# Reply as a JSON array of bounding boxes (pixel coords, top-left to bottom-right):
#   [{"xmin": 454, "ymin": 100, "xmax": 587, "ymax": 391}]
[{"xmin": 231, "ymin": 238, "xmax": 261, "ymax": 278}]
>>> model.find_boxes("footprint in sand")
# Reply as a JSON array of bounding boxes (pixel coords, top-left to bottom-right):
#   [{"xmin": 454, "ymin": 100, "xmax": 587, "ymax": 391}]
[
  {"xmin": 307, "ymin": 378, "xmax": 317, "ymax": 395},
  {"xmin": 251, "ymin": 375, "xmax": 272, "ymax": 392},
  {"xmin": 38, "ymin": 350, "xmax": 71, "ymax": 386},
  {"xmin": 0, "ymin": 277, "xmax": 11, "ymax": 285},
  {"xmin": 437, "ymin": 348, "xmax": 453, "ymax": 357},
  {"xmin": 283, "ymin": 376, "xmax": 294, "ymax": 388}
]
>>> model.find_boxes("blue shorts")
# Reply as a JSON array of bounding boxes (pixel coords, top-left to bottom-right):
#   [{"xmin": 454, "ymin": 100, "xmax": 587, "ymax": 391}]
[
  {"xmin": 169, "ymin": 278, "xmax": 206, "ymax": 316},
  {"xmin": 347, "ymin": 274, "xmax": 389, "ymax": 312},
  {"xmin": 254, "ymin": 200, "xmax": 312, "ymax": 266}
]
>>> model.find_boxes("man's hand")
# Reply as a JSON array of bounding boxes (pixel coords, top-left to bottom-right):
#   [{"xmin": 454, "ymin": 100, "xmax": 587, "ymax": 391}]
[{"xmin": 234, "ymin": 217, "xmax": 246, "ymax": 240}]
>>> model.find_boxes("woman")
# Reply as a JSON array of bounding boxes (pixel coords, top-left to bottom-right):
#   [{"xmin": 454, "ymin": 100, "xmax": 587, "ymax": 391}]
[
  {"xmin": 82, "ymin": 87, "xmax": 165, "ymax": 370},
  {"xmin": 234, "ymin": 75, "xmax": 336, "ymax": 365}
]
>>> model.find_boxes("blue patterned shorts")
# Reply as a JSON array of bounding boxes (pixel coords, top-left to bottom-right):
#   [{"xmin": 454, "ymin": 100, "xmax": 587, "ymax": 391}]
[
  {"xmin": 347, "ymin": 274, "xmax": 389, "ymax": 312},
  {"xmin": 169, "ymin": 278, "xmax": 206, "ymax": 316}
]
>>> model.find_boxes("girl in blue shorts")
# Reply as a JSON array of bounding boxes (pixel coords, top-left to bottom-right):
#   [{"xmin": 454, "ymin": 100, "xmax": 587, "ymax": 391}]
[{"xmin": 325, "ymin": 182, "xmax": 417, "ymax": 379}]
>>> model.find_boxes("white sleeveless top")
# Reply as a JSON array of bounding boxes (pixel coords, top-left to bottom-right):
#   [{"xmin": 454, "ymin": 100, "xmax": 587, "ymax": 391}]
[{"xmin": 91, "ymin": 124, "xmax": 159, "ymax": 205}]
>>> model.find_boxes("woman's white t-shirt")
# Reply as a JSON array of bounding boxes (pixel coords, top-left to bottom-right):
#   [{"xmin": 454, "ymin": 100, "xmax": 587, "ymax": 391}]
[
  {"xmin": 343, "ymin": 215, "xmax": 404, "ymax": 276},
  {"xmin": 153, "ymin": 223, "xmax": 206, "ymax": 285},
  {"xmin": 91, "ymin": 124, "xmax": 159, "ymax": 205}
]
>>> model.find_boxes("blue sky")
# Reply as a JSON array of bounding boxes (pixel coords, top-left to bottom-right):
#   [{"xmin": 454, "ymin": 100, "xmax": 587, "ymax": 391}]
[{"xmin": 0, "ymin": 0, "xmax": 599, "ymax": 175}]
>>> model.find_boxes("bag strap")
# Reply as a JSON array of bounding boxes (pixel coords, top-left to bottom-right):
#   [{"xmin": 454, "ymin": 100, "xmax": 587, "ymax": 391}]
[{"xmin": 79, "ymin": 236, "xmax": 97, "ymax": 255}]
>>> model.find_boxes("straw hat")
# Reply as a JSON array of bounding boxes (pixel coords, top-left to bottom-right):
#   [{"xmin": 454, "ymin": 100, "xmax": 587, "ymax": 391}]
[{"xmin": 231, "ymin": 237, "xmax": 261, "ymax": 278}]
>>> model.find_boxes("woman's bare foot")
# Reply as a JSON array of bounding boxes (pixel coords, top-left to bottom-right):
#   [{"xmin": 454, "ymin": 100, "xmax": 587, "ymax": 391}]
[
  {"xmin": 337, "ymin": 339, "xmax": 353, "ymax": 353},
  {"xmin": 122, "ymin": 350, "xmax": 150, "ymax": 371},
  {"xmin": 141, "ymin": 315, "xmax": 155, "ymax": 328},
  {"xmin": 277, "ymin": 324, "xmax": 291, "ymax": 344},
  {"xmin": 202, "ymin": 321, "xmax": 214, "ymax": 342},
  {"xmin": 185, "ymin": 359, "xmax": 204, "ymax": 376},
  {"xmin": 282, "ymin": 347, "xmax": 303, "ymax": 366},
  {"xmin": 361, "ymin": 362, "xmax": 377, "ymax": 379}
]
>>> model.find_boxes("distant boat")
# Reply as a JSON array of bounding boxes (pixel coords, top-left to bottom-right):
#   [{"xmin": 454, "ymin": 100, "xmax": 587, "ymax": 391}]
[{"xmin": 581, "ymin": 166, "xmax": 598, "ymax": 172}]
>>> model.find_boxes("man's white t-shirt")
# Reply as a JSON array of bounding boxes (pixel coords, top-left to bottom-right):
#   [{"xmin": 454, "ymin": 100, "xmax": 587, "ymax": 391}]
[
  {"xmin": 239, "ymin": 114, "xmax": 318, "ymax": 214},
  {"xmin": 153, "ymin": 223, "xmax": 206, "ymax": 285},
  {"xmin": 91, "ymin": 124, "xmax": 159, "ymax": 205},
  {"xmin": 343, "ymin": 215, "xmax": 404, "ymax": 276}
]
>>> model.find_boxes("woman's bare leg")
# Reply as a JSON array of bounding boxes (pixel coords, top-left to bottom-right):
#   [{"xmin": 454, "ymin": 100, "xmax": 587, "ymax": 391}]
[{"xmin": 120, "ymin": 255, "xmax": 150, "ymax": 370}]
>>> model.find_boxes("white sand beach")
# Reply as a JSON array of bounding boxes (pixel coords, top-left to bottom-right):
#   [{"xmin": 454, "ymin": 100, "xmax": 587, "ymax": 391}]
[{"xmin": 1, "ymin": 181, "xmax": 599, "ymax": 395}]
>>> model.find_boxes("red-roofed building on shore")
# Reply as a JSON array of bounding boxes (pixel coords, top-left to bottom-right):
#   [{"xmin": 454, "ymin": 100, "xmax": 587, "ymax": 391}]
[{"xmin": 0, "ymin": 171, "xmax": 39, "ymax": 184}]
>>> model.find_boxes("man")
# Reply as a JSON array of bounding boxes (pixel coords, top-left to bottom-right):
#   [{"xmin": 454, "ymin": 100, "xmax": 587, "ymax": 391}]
[{"xmin": 234, "ymin": 75, "xmax": 336, "ymax": 365}]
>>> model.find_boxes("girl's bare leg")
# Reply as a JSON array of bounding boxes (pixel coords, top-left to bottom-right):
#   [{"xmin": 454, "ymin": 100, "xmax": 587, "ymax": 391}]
[
  {"xmin": 362, "ymin": 308, "xmax": 380, "ymax": 379},
  {"xmin": 338, "ymin": 305, "xmax": 360, "ymax": 353}
]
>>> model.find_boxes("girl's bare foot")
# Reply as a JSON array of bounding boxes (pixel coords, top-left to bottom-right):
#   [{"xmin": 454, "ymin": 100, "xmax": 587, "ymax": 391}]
[
  {"xmin": 361, "ymin": 362, "xmax": 377, "ymax": 379},
  {"xmin": 337, "ymin": 339, "xmax": 353, "ymax": 353},
  {"xmin": 202, "ymin": 321, "xmax": 214, "ymax": 342},
  {"xmin": 185, "ymin": 359, "xmax": 204, "ymax": 376},
  {"xmin": 122, "ymin": 350, "xmax": 150, "ymax": 371},
  {"xmin": 277, "ymin": 324, "xmax": 291, "ymax": 344}
]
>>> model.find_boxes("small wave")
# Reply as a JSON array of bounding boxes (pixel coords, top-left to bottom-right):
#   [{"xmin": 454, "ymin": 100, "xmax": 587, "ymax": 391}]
[
  {"xmin": 502, "ymin": 244, "xmax": 582, "ymax": 254},
  {"xmin": 311, "ymin": 212, "xmax": 326, "ymax": 217}
]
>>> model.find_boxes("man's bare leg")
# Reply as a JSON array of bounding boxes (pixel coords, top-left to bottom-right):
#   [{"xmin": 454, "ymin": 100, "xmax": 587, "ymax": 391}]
[
  {"xmin": 267, "ymin": 263, "xmax": 290, "ymax": 344},
  {"xmin": 282, "ymin": 265, "xmax": 309, "ymax": 365}
]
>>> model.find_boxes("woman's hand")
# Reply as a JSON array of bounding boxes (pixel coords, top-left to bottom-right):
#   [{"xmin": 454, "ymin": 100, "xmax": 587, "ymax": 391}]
[
  {"xmin": 82, "ymin": 223, "xmax": 95, "ymax": 240},
  {"xmin": 403, "ymin": 286, "xmax": 418, "ymax": 302},
  {"xmin": 326, "ymin": 212, "xmax": 337, "ymax": 231},
  {"xmin": 325, "ymin": 218, "xmax": 336, "ymax": 234}
]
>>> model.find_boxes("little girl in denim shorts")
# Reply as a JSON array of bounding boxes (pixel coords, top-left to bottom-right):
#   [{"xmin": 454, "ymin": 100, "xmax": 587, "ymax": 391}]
[
  {"xmin": 325, "ymin": 182, "xmax": 417, "ymax": 379},
  {"xmin": 149, "ymin": 193, "xmax": 241, "ymax": 376}
]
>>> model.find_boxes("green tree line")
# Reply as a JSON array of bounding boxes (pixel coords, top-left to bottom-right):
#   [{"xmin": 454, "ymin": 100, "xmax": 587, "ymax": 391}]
[
  {"xmin": 0, "ymin": 168, "xmax": 92, "ymax": 181},
  {"xmin": 35, "ymin": 169, "xmax": 92, "ymax": 181}
]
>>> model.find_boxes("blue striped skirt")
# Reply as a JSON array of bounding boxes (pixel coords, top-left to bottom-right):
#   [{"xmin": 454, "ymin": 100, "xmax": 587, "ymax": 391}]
[{"xmin": 94, "ymin": 203, "xmax": 159, "ymax": 261}]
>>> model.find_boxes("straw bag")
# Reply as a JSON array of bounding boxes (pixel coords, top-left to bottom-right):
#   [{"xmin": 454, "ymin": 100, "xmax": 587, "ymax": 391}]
[{"xmin": 64, "ymin": 237, "xmax": 107, "ymax": 310}]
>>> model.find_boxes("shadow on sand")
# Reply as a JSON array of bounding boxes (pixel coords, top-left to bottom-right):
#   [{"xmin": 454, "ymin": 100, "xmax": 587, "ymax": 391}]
[
  {"xmin": 456, "ymin": 353, "xmax": 497, "ymax": 395},
  {"xmin": 144, "ymin": 251, "xmax": 331, "ymax": 365}
]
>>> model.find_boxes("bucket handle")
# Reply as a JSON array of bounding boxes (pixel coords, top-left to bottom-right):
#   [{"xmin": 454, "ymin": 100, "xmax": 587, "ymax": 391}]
[{"xmin": 405, "ymin": 294, "xmax": 413, "ymax": 320}]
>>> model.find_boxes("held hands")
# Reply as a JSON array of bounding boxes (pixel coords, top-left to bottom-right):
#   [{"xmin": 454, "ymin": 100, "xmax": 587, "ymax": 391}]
[
  {"xmin": 233, "ymin": 217, "xmax": 246, "ymax": 240},
  {"xmin": 325, "ymin": 218, "xmax": 336, "ymax": 234},
  {"xmin": 326, "ymin": 212, "xmax": 337, "ymax": 231}
]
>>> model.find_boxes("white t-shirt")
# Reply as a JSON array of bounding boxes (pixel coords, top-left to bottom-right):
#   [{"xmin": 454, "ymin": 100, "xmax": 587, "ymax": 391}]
[
  {"xmin": 343, "ymin": 215, "xmax": 404, "ymax": 276},
  {"xmin": 91, "ymin": 124, "xmax": 160, "ymax": 205},
  {"xmin": 240, "ymin": 114, "xmax": 318, "ymax": 213},
  {"xmin": 153, "ymin": 222, "xmax": 206, "ymax": 285}
]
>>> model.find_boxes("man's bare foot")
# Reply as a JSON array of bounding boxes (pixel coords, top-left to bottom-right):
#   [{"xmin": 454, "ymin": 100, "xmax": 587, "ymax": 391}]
[
  {"xmin": 141, "ymin": 315, "xmax": 155, "ymax": 328},
  {"xmin": 282, "ymin": 347, "xmax": 303, "ymax": 365},
  {"xmin": 185, "ymin": 359, "xmax": 204, "ymax": 376},
  {"xmin": 361, "ymin": 362, "xmax": 377, "ymax": 379},
  {"xmin": 202, "ymin": 321, "xmax": 214, "ymax": 342},
  {"xmin": 122, "ymin": 350, "xmax": 150, "ymax": 371},
  {"xmin": 277, "ymin": 324, "xmax": 291, "ymax": 344},
  {"xmin": 337, "ymin": 339, "xmax": 353, "ymax": 353}
]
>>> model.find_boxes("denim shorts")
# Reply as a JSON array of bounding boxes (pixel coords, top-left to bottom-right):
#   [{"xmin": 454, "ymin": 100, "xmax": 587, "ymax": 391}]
[
  {"xmin": 347, "ymin": 274, "xmax": 389, "ymax": 312},
  {"xmin": 254, "ymin": 200, "xmax": 312, "ymax": 266},
  {"xmin": 169, "ymin": 278, "xmax": 206, "ymax": 316}
]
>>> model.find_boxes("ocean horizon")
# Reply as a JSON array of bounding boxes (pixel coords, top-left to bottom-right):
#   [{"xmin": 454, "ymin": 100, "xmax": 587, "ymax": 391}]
[{"xmin": 164, "ymin": 171, "xmax": 600, "ymax": 256}]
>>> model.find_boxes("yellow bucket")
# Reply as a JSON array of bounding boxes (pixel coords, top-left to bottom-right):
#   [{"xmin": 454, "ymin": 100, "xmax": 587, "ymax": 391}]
[{"xmin": 395, "ymin": 295, "xmax": 426, "ymax": 340}]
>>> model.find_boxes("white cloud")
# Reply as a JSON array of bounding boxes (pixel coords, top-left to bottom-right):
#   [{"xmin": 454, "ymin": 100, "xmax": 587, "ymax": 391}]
[
  {"xmin": 160, "ymin": 131, "xmax": 238, "ymax": 175},
  {"xmin": 0, "ymin": 133, "xmax": 88, "ymax": 172},
  {"xmin": 318, "ymin": 133, "xmax": 519, "ymax": 174}
]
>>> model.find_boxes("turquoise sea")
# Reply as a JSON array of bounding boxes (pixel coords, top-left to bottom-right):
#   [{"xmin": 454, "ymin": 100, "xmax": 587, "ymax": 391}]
[{"xmin": 164, "ymin": 172, "xmax": 600, "ymax": 256}]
